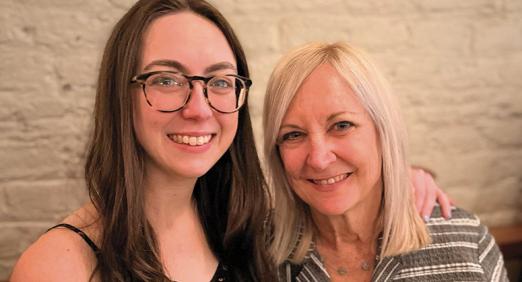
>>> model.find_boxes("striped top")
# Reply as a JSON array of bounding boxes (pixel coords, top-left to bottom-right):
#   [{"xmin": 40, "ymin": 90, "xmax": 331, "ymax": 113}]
[{"xmin": 280, "ymin": 207, "xmax": 508, "ymax": 281}]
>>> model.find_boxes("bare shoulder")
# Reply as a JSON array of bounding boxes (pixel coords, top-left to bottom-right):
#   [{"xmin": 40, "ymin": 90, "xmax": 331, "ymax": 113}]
[{"xmin": 10, "ymin": 204, "xmax": 101, "ymax": 282}]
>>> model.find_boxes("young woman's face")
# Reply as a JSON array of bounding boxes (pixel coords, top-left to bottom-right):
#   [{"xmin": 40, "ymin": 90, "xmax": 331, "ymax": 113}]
[
  {"xmin": 133, "ymin": 11, "xmax": 238, "ymax": 181},
  {"xmin": 277, "ymin": 64, "xmax": 383, "ymax": 216}
]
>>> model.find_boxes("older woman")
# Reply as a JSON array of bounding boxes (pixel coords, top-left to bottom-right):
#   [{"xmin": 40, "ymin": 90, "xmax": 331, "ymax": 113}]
[{"xmin": 263, "ymin": 42, "xmax": 508, "ymax": 281}]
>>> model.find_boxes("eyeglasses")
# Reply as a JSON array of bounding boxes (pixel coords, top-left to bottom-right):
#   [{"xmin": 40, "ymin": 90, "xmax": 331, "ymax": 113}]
[{"xmin": 130, "ymin": 71, "xmax": 251, "ymax": 114}]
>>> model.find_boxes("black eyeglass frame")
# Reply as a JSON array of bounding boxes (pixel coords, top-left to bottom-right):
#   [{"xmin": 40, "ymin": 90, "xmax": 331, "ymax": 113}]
[{"xmin": 130, "ymin": 71, "xmax": 252, "ymax": 114}]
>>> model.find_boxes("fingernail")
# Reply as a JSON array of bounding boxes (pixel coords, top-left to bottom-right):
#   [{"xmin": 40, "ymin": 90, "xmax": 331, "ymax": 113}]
[{"xmin": 423, "ymin": 215, "xmax": 430, "ymax": 222}]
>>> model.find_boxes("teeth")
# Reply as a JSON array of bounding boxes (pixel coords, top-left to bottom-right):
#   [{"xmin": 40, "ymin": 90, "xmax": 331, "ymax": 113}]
[
  {"xmin": 169, "ymin": 134, "xmax": 212, "ymax": 146},
  {"xmin": 312, "ymin": 173, "xmax": 349, "ymax": 185}
]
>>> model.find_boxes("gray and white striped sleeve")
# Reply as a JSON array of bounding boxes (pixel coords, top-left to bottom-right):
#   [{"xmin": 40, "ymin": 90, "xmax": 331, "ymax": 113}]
[{"xmin": 476, "ymin": 220, "xmax": 509, "ymax": 282}]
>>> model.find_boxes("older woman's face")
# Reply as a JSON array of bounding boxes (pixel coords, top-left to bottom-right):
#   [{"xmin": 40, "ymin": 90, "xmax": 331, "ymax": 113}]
[{"xmin": 277, "ymin": 64, "xmax": 382, "ymax": 216}]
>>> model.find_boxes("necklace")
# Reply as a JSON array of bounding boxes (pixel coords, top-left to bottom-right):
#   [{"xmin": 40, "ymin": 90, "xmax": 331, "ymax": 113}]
[
  {"xmin": 333, "ymin": 259, "xmax": 374, "ymax": 276},
  {"xmin": 322, "ymin": 247, "xmax": 380, "ymax": 276},
  {"xmin": 316, "ymin": 234, "xmax": 383, "ymax": 277}
]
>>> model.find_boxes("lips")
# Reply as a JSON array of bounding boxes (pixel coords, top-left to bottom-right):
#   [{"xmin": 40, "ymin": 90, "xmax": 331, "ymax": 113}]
[
  {"xmin": 309, "ymin": 172, "xmax": 351, "ymax": 185},
  {"xmin": 167, "ymin": 134, "xmax": 213, "ymax": 146}
]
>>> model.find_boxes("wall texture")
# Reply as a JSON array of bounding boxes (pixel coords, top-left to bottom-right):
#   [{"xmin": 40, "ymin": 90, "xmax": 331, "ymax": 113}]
[{"xmin": 0, "ymin": 0, "xmax": 521, "ymax": 279}]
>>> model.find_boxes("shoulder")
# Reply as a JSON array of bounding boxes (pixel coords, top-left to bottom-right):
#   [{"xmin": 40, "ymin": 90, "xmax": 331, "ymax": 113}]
[
  {"xmin": 393, "ymin": 206, "xmax": 504, "ymax": 281},
  {"xmin": 425, "ymin": 205, "xmax": 482, "ymax": 236},
  {"xmin": 399, "ymin": 206, "xmax": 481, "ymax": 264},
  {"xmin": 10, "ymin": 227, "xmax": 97, "ymax": 281},
  {"xmin": 10, "ymin": 204, "xmax": 101, "ymax": 282},
  {"xmin": 418, "ymin": 205, "xmax": 484, "ymax": 251}
]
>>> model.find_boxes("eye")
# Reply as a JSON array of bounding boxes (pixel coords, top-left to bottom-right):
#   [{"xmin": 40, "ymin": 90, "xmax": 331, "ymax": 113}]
[
  {"xmin": 331, "ymin": 121, "xmax": 353, "ymax": 132},
  {"xmin": 149, "ymin": 74, "xmax": 184, "ymax": 87},
  {"xmin": 278, "ymin": 131, "xmax": 305, "ymax": 144},
  {"xmin": 209, "ymin": 77, "xmax": 234, "ymax": 89}
]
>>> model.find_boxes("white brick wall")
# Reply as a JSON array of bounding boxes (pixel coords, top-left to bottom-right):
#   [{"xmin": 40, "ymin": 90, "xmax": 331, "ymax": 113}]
[{"xmin": 1, "ymin": 0, "xmax": 521, "ymax": 279}]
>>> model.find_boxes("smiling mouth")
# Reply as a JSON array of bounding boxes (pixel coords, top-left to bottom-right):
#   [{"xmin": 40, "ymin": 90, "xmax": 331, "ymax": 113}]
[
  {"xmin": 167, "ymin": 134, "xmax": 213, "ymax": 146},
  {"xmin": 309, "ymin": 173, "xmax": 351, "ymax": 185}
]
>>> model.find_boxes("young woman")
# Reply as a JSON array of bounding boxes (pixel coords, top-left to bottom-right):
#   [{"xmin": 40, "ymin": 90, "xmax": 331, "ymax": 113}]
[
  {"xmin": 11, "ymin": 1, "xmax": 273, "ymax": 281},
  {"xmin": 10, "ymin": 1, "xmax": 450, "ymax": 281}
]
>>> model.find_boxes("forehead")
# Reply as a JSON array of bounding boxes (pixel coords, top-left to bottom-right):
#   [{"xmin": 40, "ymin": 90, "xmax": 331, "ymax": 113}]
[
  {"xmin": 284, "ymin": 64, "xmax": 367, "ymax": 120},
  {"xmin": 140, "ymin": 11, "xmax": 236, "ymax": 73}
]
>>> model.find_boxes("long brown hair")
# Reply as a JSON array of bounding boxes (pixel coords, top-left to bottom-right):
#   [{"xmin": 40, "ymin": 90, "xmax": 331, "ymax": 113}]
[{"xmin": 84, "ymin": 0, "xmax": 274, "ymax": 280}]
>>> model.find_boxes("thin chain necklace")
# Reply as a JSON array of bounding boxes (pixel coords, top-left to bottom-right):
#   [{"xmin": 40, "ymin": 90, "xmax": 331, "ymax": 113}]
[
  {"xmin": 319, "ymin": 237, "xmax": 382, "ymax": 277},
  {"xmin": 332, "ymin": 256, "xmax": 377, "ymax": 276}
]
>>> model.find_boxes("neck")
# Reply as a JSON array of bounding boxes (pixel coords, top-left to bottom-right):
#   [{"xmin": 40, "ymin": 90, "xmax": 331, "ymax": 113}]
[
  {"xmin": 312, "ymin": 185, "xmax": 382, "ymax": 251},
  {"xmin": 141, "ymin": 165, "xmax": 219, "ymax": 280},
  {"xmin": 143, "ymin": 165, "xmax": 199, "ymax": 231}
]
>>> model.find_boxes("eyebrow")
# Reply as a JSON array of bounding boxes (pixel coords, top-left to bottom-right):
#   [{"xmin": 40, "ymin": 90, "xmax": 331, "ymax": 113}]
[
  {"xmin": 205, "ymin": 62, "xmax": 237, "ymax": 73},
  {"xmin": 143, "ymin": 60, "xmax": 237, "ymax": 74},
  {"xmin": 279, "ymin": 111, "xmax": 360, "ymax": 131},
  {"xmin": 326, "ymin": 111, "xmax": 359, "ymax": 122},
  {"xmin": 279, "ymin": 124, "xmax": 302, "ymax": 132},
  {"xmin": 143, "ymin": 60, "xmax": 187, "ymax": 72}
]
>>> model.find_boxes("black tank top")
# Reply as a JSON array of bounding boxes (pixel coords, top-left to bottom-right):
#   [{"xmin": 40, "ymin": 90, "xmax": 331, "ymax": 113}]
[{"xmin": 48, "ymin": 224, "xmax": 229, "ymax": 281}]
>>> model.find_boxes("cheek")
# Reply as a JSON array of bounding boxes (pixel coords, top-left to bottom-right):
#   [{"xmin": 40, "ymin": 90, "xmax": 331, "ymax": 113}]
[
  {"xmin": 133, "ymin": 96, "xmax": 146, "ymax": 142},
  {"xmin": 366, "ymin": 132, "xmax": 382, "ymax": 173},
  {"xmin": 279, "ymin": 147, "xmax": 302, "ymax": 179},
  {"xmin": 133, "ymin": 94, "xmax": 165, "ymax": 146},
  {"xmin": 231, "ymin": 114, "xmax": 239, "ymax": 133},
  {"xmin": 220, "ymin": 113, "xmax": 239, "ymax": 138},
  {"xmin": 133, "ymin": 89, "xmax": 149, "ymax": 127},
  {"xmin": 354, "ymin": 132, "xmax": 382, "ymax": 183}
]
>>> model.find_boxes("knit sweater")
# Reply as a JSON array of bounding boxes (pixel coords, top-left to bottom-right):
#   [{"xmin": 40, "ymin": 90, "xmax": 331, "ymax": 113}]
[{"xmin": 280, "ymin": 207, "xmax": 508, "ymax": 281}]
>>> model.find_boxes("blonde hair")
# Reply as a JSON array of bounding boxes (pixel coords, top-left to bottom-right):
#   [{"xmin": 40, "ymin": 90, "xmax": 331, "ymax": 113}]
[{"xmin": 263, "ymin": 42, "xmax": 430, "ymax": 265}]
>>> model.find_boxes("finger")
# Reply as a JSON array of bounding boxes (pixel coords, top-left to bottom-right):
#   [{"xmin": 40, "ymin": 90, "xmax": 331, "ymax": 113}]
[
  {"xmin": 436, "ymin": 188, "xmax": 452, "ymax": 219},
  {"xmin": 420, "ymin": 172, "xmax": 437, "ymax": 222}
]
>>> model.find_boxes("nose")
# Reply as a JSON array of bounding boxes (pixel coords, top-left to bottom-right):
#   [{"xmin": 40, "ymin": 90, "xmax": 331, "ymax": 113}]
[
  {"xmin": 306, "ymin": 135, "xmax": 336, "ymax": 171},
  {"xmin": 181, "ymin": 83, "xmax": 213, "ymax": 120}
]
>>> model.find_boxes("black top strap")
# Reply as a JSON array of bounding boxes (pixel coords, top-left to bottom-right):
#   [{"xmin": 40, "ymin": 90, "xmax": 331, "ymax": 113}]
[
  {"xmin": 48, "ymin": 223, "xmax": 100, "ymax": 256},
  {"xmin": 48, "ymin": 223, "xmax": 228, "ymax": 281},
  {"xmin": 209, "ymin": 263, "xmax": 229, "ymax": 282}
]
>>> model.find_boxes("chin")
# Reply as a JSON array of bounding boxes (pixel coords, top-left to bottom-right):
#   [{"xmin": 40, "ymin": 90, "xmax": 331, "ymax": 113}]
[
  {"xmin": 181, "ymin": 167, "xmax": 214, "ymax": 179},
  {"xmin": 169, "ymin": 161, "xmax": 216, "ymax": 179},
  {"xmin": 309, "ymin": 198, "xmax": 356, "ymax": 217},
  {"xmin": 316, "ymin": 208, "xmax": 350, "ymax": 217}
]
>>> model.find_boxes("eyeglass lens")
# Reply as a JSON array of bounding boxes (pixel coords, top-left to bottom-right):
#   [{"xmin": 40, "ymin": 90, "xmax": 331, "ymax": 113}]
[{"xmin": 143, "ymin": 72, "xmax": 246, "ymax": 113}]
